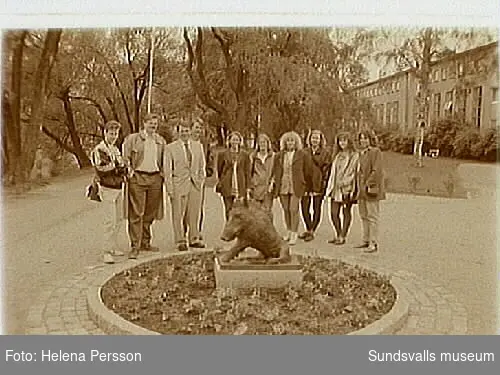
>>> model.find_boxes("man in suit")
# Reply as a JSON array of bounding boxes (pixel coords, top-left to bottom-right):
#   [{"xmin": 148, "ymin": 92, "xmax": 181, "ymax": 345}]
[
  {"xmin": 122, "ymin": 113, "xmax": 167, "ymax": 259},
  {"xmin": 165, "ymin": 120, "xmax": 206, "ymax": 251},
  {"xmin": 182, "ymin": 117, "xmax": 213, "ymax": 241}
]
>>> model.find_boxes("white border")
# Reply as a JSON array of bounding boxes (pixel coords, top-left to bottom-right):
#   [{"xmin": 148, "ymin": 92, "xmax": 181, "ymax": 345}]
[{"xmin": 1, "ymin": 0, "xmax": 499, "ymax": 335}]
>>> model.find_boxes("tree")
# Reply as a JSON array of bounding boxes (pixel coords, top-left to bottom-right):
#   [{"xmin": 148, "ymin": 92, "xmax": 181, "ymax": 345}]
[
  {"xmin": 2, "ymin": 31, "xmax": 27, "ymax": 183},
  {"xmin": 183, "ymin": 27, "xmax": 373, "ymax": 143},
  {"xmin": 18, "ymin": 30, "xmax": 62, "ymax": 183}
]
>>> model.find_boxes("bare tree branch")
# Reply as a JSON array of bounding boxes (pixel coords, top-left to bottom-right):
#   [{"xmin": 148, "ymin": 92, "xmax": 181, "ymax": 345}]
[
  {"xmin": 69, "ymin": 95, "xmax": 108, "ymax": 123},
  {"xmin": 41, "ymin": 126, "xmax": 75, "ymax": 154}
]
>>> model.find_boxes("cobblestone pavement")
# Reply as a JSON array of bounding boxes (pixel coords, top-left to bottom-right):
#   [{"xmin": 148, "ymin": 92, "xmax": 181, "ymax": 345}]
[
  {"xmin": 6, "ymin": 162, "xmax": 498, "ymax": 335},
  {"xmin": 23, "ymin": 249, "xmax": 468, "ymax": 335}
]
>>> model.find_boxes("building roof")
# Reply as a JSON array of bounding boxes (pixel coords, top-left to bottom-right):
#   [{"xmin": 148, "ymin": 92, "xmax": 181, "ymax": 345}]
[{"xmin": 351, "ymin": 40, "xmax": 498, "ymax": 91}]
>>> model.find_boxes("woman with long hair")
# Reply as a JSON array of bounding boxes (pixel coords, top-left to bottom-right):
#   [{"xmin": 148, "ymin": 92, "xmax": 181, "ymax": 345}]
[
  {"xmin": 249, "ymin": 133, "xmax": 276, "ymax": 217},
  {"xmin": 354, "ymin": 130, "xmax": 386, "ymax": 253},
  {"xmin": 271, "ymin": 131, "xmax": 307, "ymax": 245},
  {"xmin": 325, "ymin": 131, "xmax": 360, "ymax": 245},
  {"xmin": 299, "ymin": 129, "xmax": 331, "ymax": 242},
  {"xmin": 216, "ymin": 131, "xmax": 251, "ymax": 220}
]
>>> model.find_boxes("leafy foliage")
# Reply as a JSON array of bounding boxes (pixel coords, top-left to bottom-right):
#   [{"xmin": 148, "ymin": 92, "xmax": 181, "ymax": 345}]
[{"xmin": 183, "ymin": 27, "xmax": 375, "ymax": 141}]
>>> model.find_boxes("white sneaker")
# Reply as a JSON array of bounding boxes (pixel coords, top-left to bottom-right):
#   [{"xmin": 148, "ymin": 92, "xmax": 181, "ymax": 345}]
[
  {"xmin": 103, "ymin": 253, "xmax": 115, "ymax": 264},
  {"xmin": 288, "ymin": 232, "xmax": 298, "ymax": 246}
]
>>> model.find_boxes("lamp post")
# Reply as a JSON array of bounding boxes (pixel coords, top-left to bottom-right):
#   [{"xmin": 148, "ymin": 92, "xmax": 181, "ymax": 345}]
[{"xmin": 147, "ymin": 27, "xmax": 155, "ymax": 114}]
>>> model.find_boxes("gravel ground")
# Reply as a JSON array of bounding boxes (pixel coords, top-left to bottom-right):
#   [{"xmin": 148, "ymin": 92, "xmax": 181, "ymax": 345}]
[{"xmin": 2, "ymin": 162, "xmax": 497, "ymax": 334}]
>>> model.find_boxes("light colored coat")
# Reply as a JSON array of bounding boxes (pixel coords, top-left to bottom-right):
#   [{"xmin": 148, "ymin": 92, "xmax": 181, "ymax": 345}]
[
  {"xmin": 358, "ymin": 146, "xmax": 386, "ymax": 201},
  {"xmin": 164, "ymin": 139, "xmax": 206, "ymax": 196}
]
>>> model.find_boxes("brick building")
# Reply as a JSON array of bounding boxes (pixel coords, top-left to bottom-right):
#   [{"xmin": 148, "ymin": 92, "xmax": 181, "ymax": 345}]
[{"xmin": 351, "ymin": 41, "xmax": 499, "ymax": 134}]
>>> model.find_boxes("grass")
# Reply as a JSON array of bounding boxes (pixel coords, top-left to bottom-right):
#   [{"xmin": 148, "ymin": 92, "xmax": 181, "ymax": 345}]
[
  {"xmin": 101, "ymin": 252, "xmax": 396, "ymax": 335},
  {"xmin": 382, "ymin": 152, "xmax": 467, "ymax": 199}
]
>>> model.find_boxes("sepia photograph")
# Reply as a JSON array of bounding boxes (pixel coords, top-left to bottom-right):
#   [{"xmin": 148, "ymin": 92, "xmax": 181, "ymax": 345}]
[{"xmin": 1, "ymin": 25, "xmax": 498, "ymax": 336}]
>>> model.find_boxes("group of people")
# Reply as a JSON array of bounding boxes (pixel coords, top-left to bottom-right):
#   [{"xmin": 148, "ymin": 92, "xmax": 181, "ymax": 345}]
[
  {"xmin": 216, "ymin": 129, "xmax": 385, "ymax": 254},
  {"xmin": 90, "ymin": 113, "xmax": 211, "ymax": 264},
  {"xmin": 90, "ymin": 112, "xmax": 385, "ymax": 265}
]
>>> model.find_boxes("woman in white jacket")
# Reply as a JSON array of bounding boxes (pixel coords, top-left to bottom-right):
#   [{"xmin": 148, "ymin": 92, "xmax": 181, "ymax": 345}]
[{"xmin": 325, "ymin": 131, "xmax": 360, "ymax": 245}]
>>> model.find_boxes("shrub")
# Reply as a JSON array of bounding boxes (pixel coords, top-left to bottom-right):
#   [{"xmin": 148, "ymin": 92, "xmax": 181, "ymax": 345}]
[
  {"xmin": 473, "ymin": 128, "xmax": 499, "ymax": 162},
  {"xmin": 452, "ymin": 127, "xmax": 482, "ymax": 159},
  {"xmin": 371, "ymin": 120, "xmax": 498, "ymax": 162},
  {"xmin": 426, "ymin": 117, "xmax": 468, "ymax": 157}
]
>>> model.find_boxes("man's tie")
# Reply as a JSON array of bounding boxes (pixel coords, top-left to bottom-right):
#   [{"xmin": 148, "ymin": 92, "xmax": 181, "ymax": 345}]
[{"xmin": 184, "ymin": 142, "xmax": 192, "ymax": 167}]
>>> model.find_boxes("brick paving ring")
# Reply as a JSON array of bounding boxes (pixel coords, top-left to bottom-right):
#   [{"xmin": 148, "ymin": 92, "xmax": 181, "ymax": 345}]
[{"xmin": 85, "ymin": 249, "xmax": 411, "ymax": 335}]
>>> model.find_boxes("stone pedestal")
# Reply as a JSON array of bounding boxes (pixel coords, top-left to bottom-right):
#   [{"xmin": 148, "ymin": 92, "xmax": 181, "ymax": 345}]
[{"xmin": 214, "ymin": 254, "xmax": 303, "ymax": 290}]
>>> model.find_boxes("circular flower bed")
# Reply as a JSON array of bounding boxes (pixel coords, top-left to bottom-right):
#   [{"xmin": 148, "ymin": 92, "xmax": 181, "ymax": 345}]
[{"xmin": 101, "ymin": 252, "xmax": 396, "ymax": 335}]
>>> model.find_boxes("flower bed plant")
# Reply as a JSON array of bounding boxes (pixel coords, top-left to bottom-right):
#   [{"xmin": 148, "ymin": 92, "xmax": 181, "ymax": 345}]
[{"xmin": 101, "ymin": 252, "xmax": 396, "ymax": 335}]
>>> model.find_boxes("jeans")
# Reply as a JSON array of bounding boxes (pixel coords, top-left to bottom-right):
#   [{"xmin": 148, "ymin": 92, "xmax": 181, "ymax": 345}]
[
  {"xmin": 358, "ymin": 199, "xmax": 380, "ymax": 244},
  {"xmin": 100, "ymin": 186, "xmax": 123, "ymax": 253}
]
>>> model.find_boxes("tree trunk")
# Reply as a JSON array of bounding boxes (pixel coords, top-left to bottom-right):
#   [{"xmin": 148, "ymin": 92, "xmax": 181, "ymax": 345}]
[
  {"xmin": 19, "ymin": 29, "xmax": 62, "ymax": 183},
  {"xmin": 414, "ymin": 28, "xmax": 433, "ymax": 167},
  {"xmin": 60, "ymin": 89, "xmax": 92, "ymax": 168},
  {"xmin": 1, "ymin": 92, "xmax": 11, "ymax": 180},
  {"xmin": 5, "ymin": 31, "xmax": 27, "ymax": 184}
]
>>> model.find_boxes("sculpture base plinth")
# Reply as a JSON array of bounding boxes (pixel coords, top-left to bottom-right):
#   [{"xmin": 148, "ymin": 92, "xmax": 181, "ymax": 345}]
[{"xmin": 214, "ymin": 254, "xmax": 303, "ymax": 290}]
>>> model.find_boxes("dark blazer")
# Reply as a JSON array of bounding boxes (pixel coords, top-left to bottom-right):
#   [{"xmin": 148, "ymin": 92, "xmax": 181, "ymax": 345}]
[
  {"xmin": 358, "ymin": 146, "xmax": 386, "ymax": 201},
  {"xmin": 216, "ymin": 149, "xmax": 251, "ymax": 198},
  {"xmin": 303, "ymin": 147, "xmax": 331, "ymax": 195},
  {"xmin": 271, "ymin": 149, "xmax": 307, "ymax": 198}
]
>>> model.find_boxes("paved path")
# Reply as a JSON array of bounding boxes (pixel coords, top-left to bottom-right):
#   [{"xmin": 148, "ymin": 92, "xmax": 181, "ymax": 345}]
[{"xmin": 3, "ymin": 162, "xmax": 498, "ymax": 334}]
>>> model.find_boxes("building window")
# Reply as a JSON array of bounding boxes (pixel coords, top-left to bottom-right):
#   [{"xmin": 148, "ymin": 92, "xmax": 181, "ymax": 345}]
[
  {"xmin": 472, "ymin": 86, "xmax": 482, "ymax": 128},
  {"xmin": 433, "ymin": 93, "xmax": 441, "ymax": 122},
  {"xmin": 441, "ymin": 66, "xmax": 447, "ymax": 81},
  {"xmin": 392, "ymin": 101, "xmax": 399, "ymax": 126},
  {"xmin": 457, "ymin": 61, "xmax": 464, "ymax": 77},
  {"xmin": 449, "ymin": 63, "xmax": 457, "ymax": 79},
  {"xmin": 376, "ymin": 105, "xmax": 384, "ymax": 125},
  {"xmin": 457, "ymin": 89, "xmax": 468, "ymax": 119},
  {"xmin": 434, "ymin": 69, "xmax": 440, "ymax": 82},
  {"xmin": 396, "ymin": 81, "xmax": 400, "ymax": 91},
  {"xmin": 444, "ymin": 90, "xmax": 454, "ymax": 115},
  {"xmin": 386, "ymin": 103, "xmax": 392, "ymax": 126},
  {"xmin": 467, "ymin": 60, "xmax": 475, "ymax": 75},
  {"xmin": 492, "ymin": 87, "xmax": 498, "ymax": 103}
]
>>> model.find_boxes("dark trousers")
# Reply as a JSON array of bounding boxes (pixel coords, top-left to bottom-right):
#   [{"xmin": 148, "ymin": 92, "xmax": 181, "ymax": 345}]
[
  {"xmin": 222, "ymin": 196, "xmax": 236, "ymax": 221},
  {"xmin": 301, "ymin": 195, "xmax": 324, "ymax": 232},
  {"xmin": 127, "ymin": 173, "xmax": 163, "ymax": 249},
  {"xmin": 330, "ymin": 201, "xmax": 354, "ymax": 238}
]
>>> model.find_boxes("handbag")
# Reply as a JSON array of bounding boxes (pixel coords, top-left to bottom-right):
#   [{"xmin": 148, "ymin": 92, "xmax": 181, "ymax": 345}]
[
  {"xmin": 86, "ymin": 181, "xmax": 101, "ymax": 202},
  {"xmin": 98, "ymin": 172, "xmax": 124, "ymax": 189},
  {"xmin": 97, "ymin": 164, "xmax": 127, "ymax": 189}
]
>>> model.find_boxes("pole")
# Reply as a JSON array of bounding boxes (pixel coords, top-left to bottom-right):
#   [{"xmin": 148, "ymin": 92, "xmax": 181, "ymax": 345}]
[
  {"xmin": 417, "ymin": 126, "xmax": 424, "ymax": 167},
  {"xmin": 147, "ymin": 27, "xmax": 155, "ymax": 114}
]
